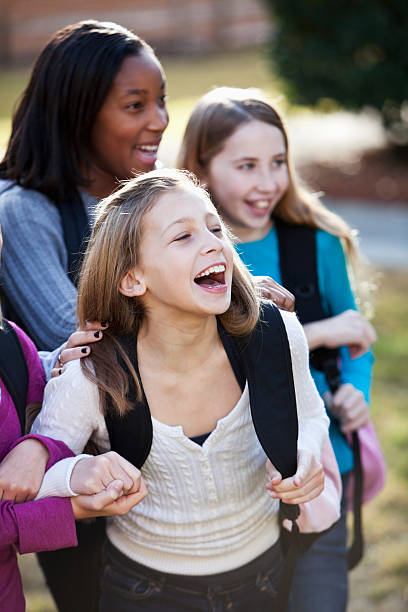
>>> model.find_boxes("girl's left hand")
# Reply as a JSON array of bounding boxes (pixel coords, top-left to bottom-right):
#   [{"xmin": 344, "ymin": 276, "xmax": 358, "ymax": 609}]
[
  {"xmin": 253, "ymin": 276, "xmax": 295, "ymax": 312},
  {"xmin": 0, "ymin": 438, "xmax": 49, "ymax": 502},
  {"xmin": 265, "ymin": 449, "xmax": 324, "ymax": 505},
  {"xmin": 327, "ymin": 383, "xmax": 370, "ymax": 434},
  {"xmin": 51, "ymin": 321, "xmax": 108, "ymax": 378}
]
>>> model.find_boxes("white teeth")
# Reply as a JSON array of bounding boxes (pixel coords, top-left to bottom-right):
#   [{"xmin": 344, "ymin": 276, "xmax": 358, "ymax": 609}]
[
  {"xmin": 137, "ymin": 145, "xmax": 158, "ymax": 152},
  {"xmin": 196, "ymin": 264, "xmax": 226, "ymax": 278},
  {"xmin": 252, "ymin": 200, "xmax": 269, "ymax": 209}
]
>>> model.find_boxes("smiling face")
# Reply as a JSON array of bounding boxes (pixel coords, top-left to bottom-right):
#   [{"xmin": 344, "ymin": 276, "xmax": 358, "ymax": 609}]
[
  {"xmin": 203, "ymin": 119, "xmax": 289, "ymax": 242},
  {"xmin": 87, "ymin": 51, "xmax": 169, "ymax": 197},
  {"xmin": 120, "ymin": 187, "xmax": 234, "ymax": 320}
]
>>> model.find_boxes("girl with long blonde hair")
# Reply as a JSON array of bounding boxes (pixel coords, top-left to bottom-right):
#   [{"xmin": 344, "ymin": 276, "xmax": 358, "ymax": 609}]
[
  {"xmin": 177, "ymin": 87, "xmax": 377, "ymax": 612},
  {"xmin": 32, "ymin": 168, "xmax": 329, "ymax": 611}
]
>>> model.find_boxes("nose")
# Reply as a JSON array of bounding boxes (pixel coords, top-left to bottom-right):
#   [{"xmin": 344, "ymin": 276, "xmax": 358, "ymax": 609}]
[
  {"xmin": 257, "ymin": 169, "xmax": 278, "ymax": 194},
  {"xmin": 201, "ymin": 229, "xmax": 223, "ymax": 255},
  {"xmin": 147, "ymin": 103, "xmax": 169, "ymax": 132}
]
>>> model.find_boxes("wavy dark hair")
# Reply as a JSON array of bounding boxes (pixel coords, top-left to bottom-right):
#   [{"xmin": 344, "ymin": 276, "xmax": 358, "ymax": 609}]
[{"xmin": 0, "ymin": 20, "xmax": 154, "ymax": 203}]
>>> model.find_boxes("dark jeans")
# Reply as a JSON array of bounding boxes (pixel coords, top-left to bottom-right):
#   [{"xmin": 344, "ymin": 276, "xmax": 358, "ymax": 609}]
[
  {"xmin": 99, "ymin": 539, "xmax": 284, "ymax": 611},
  {"xmin": 37, "ymin": 517, "xmax": 106, "ymax": 612},
  {"xmin": 287, "ymin": 474, "xmax": 350, "ymax": 612}
]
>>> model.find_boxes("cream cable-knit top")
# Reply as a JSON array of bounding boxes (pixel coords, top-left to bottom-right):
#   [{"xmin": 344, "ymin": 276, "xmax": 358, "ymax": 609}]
[{"xmin": 33, "ymin": 310, "xmax": 328, "ymax": 575}]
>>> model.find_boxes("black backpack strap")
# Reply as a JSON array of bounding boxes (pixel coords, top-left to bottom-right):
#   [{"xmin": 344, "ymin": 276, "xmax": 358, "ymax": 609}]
[
  {"xmin": 276, "ymin": 220, "xmax": 364, "ymax": 569},
  {"xmin": 347, "ymin": 431, "xmax": 364, "ymax": 569},
  {"xmin": 104, "ymin": 335, "xmax": 153, "ymax": 470},
  {"xmin": 56, "ymin": 189, "xmax": 92, "ymax": 286},
  {"xmin": 276, "ymin": 220, "xmax": 341, "ymax": 390},
  {"xmin": 0, "ymin": 320, "xmax": 28, "ymax": 433},
  {"xmin": 222, "ymin": 303, "xmax": 301, "ymax": 608}
]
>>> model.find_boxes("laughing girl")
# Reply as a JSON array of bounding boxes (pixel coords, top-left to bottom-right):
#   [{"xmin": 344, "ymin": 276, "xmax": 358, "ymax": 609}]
[{"xmin": 32, "ymin": 168, "xmax": 329, "ymax": 611}]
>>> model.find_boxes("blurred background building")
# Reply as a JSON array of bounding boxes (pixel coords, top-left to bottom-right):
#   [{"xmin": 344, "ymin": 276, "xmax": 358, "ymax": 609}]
[{"xmin": 0, "ymin": 0, "xmax": 270, "ymax": 64}]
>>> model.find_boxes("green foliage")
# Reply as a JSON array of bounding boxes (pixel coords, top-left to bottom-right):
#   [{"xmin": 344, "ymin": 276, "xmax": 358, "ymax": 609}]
[{"xmin": 264, "ymin": 0, "xmax": 408, "ymax": 144}]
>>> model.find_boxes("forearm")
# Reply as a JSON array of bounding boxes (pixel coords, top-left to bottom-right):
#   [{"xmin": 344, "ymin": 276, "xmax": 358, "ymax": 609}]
[
  {"xmin": 303, "ymin": 319, "xmax": 329, "ymax": 351},
  {"xmin": 8, "ymin": 434, "xmax": 74, "ymax": 470},
  {"xmin": 35, "ymin": 455, "xmax": 91, "ymax": 499},
  {"xmin": 0, "ymin": 497, "xmax": 77, "ymax": 553}
]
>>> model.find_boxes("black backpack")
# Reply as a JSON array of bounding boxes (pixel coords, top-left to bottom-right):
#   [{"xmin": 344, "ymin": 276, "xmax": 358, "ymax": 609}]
[
  {"xmin": 104, "ymin": 303, "xmax": 330, "ymax": 609},
  {"xmin": 0, "ymin": 319, "xmax": 28, "ymax": 434},
  {"xmin": 276, "ymin": 220, "xmax": 364, "ymax": 570}
]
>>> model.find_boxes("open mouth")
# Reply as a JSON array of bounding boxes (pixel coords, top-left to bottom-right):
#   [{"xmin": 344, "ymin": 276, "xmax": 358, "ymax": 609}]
[{"xmin": 194, "ymin": 264, "xmax": 226, "ymax": 288}]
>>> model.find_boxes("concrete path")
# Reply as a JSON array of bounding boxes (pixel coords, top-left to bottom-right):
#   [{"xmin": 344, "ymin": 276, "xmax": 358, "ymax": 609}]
[{"xmin": 325, "ymin": 198, "xmax": 408, "ymax": 269}]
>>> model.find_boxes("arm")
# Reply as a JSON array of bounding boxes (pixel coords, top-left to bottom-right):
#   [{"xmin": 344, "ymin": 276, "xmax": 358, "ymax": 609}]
[
  {"xmin": 0, "ymin": 496, "xmax": 77, "ymax": 554},
  {"xmin": 31, "ymin": 358, "xmax": 107, "ymax": 455},
  {"xmin": 304, "ymin": 309, "xmax": 376, "ymax": 358},
  {"xmin": 0, "ymin": 188, "xmax": 77, "ymax": 349},
  {"xmin": 315, "ymin": 231, "xmax": 375, "ymax": 400},
  {"xmin": 282, "ymin": 310, "xmax": 329, "ymax": 459}
]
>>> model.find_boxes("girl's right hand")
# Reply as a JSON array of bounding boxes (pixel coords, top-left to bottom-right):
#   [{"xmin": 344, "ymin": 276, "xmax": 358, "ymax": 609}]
[
  {"xmin": 71, "ymin": 478, "xmax": 148, "ymax": 520},
  {"xmin": 70, "ymin": 452, "xmax": 142, "ymax": 496},
  {"xmin": 51, "ymin": 321, "xmax": 108, "ymax": 377}
]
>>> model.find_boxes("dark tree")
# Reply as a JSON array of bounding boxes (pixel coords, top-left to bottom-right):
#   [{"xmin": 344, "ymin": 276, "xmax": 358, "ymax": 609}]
[{"xmin": 264, "ymin": 0, "xmax": 408, "ymax": 145}]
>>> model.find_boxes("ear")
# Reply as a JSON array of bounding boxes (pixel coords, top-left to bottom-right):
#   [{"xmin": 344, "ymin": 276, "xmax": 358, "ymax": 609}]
[{"xmin": 118, "ymin": 268, "xmax": 146, "ymax": 297}]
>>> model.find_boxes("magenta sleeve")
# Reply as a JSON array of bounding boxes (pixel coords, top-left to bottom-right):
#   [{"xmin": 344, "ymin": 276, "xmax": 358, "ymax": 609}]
[
  {"xmin": 13, "ymin": 497, "xmax": 77, "ymax": 554},
  {"xmin": 0, "ymin": 497, "xmax": 77, "ymax": 553}
]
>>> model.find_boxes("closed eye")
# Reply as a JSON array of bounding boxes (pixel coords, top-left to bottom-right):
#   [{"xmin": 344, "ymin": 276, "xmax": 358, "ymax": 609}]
[
  {"xmin": 210, "ymin": 226, "xmax": 223, "ymax": 234},
  {"xmin": 173, "ymin": 233, "xmax": 191, "ymax": 242}
]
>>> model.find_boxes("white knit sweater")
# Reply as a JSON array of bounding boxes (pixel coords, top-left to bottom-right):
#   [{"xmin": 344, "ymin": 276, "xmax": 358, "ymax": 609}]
[{"xmin": 32, "ymin": 310, "xmax": 328, "ymax": 575}]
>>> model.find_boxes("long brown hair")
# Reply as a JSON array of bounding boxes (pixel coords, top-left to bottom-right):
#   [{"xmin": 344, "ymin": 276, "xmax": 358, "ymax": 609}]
[
  {"xmin": 177, "ymin": 87, "xmax": 374, "ymax": 312},
  {"xmin": 78, "ymin": 168, "xmax": 260, "ymax": 416}
]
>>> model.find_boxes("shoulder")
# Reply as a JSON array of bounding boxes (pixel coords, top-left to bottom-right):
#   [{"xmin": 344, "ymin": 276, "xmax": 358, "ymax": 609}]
[
  {"xmin": 7, "ymin": 320, "xmax": 37, "ymax": 358},
  {"xmin": 258, "ymin": 301, "xmax": 307, "ymax": 353},
  {"xmin": 0, "ymin": 184, "xmax": 58, "ymax": 222},
  {"xmin": 45, "ymin": 358, "xmax": 98, "ymax": 402},
  {"xmin": 316, "ymin": 229, "xmax": 344, "ymax": 256},
  {"xmin": 6, "ymin": 321, "xmax": 46, "ymax": 401}
]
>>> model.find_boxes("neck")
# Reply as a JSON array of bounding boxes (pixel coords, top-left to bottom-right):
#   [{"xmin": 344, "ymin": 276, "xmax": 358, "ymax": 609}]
[
  {"xmin": 82, "ymin": 166, "xmax": 119, "ymax": 200},
  {"xmin": 230, "ymin": 219, "xmax": 274, "ymax": 243},
  {"xmin": 138, "ymin": 308, "xmax": 221, "ymax": 374}
]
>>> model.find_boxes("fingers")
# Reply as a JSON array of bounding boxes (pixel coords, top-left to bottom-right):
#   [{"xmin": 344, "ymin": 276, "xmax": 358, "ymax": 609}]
[
  {"xmin": 65, "ymin": 327, "xmax": 107, "ymax": 351},
  {"xmin": 253, "ymin": 276, "xmax": 295, "ymax": 312},
  {"xmin": 267, "ymin": 450, "xmax": 324, "ymax": 504},
  {"xmin": 265, "ymin": 459, "xmax": 282, "ymax": 488},
  {"xmin": 332, "ymin": 384, "xmax": 369, "ymax": 433},
  {"xmin": 71, "ymin": 478, "xmax": 148, "ymax": 520},
  {"xmin": 102, "ymin": 452, "xmax": 140, "ymax": 494},
  {"xmin": 53, "ymin": 323, "xmax": 109, "ymax": 376},
  {"xmin": 70, "ymin": 452, "xmax": 141, "ymax": 496}
]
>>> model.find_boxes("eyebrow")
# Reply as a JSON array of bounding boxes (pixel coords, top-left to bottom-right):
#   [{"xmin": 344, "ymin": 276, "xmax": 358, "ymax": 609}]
[
  {"xmin": 232, "ymin": 152, "xmax": 287, "ymax": 163},
  {"xmin": 162, "ymin": 213, "xmax": 219, "ymax": 236},
  {"xmin": 162, "ymin": 217, "xmax": 193, "ymax": 235},
  {"xmin": 124, "ymin": 81, "xmax": 166, "ymax": 96}
]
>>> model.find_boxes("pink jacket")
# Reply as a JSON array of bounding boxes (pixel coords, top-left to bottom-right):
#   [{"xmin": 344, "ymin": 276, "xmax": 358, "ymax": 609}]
[{"xmin": 0, "ymin": 322, "xmax": 77, "ymax": 612}]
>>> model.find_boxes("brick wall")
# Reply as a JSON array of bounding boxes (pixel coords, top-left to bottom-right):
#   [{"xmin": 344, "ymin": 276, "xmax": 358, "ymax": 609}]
[{"xmin": 0, "ymin": 0, "xmax": 271, "ymax": 64}]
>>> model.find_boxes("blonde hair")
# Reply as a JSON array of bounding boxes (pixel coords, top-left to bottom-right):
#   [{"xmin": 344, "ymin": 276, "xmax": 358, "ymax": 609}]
[
  {"xmin": 177, "ymin": 87, "xmax": 374, "ymax": 312},
  {"xmin": 78, "ymin": 168, "xmax": 260, "ymax": 416}
]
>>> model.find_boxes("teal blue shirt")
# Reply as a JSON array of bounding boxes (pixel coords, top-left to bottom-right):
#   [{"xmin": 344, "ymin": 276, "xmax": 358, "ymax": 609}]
[{"xmin": 237, "ymin": 227, "xmax": 374, "ymax": 474}]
